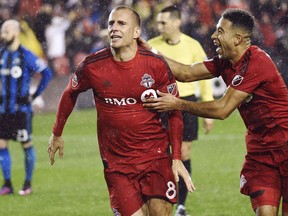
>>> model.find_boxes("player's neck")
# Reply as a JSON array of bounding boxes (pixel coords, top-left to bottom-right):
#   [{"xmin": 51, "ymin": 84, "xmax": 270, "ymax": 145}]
[
  {"xmin": 111, "ymin": 44, "xmax": 138, "ymax": 62},
  {"xmin": 231, "ymin": 45, "xmax": 251, "ymax": 65}
]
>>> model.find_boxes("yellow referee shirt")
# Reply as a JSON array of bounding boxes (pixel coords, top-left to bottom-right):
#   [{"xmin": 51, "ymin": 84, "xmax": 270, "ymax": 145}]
[{"xmin": 148, "ymin": 33, "xmax": 213, "ymax": 101}]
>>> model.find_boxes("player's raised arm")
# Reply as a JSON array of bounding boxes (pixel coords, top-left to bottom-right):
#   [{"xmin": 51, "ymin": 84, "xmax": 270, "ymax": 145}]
[
  {"xmin": 138, "ymin": 37, "xmax": 214, "ymax": 82},
  {"xmin": 144, "ymin": 86, "xmax": 249, "ymax": 120}
]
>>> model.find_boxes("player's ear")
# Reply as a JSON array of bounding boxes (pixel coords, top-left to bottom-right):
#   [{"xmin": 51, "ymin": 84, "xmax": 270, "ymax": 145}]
[
  {"xmin": 234, "ymin": 34, "xmax": 243, "ymax": 46},
  {"xmin": 175, "ymin": 19, "xmax": 181, "ymax": 29},
  {"xmin": 134, "ymin": 26, "xmax": 141, "ymax": 39}
]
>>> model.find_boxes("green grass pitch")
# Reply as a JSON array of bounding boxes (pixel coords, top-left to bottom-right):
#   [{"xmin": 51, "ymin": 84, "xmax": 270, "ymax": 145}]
[{"xmin": 0, "ymin": 109, "xmax": 252, "ymax": 216}]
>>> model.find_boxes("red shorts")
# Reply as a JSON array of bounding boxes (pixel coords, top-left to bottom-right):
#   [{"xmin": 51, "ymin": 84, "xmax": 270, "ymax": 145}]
[
  {"xmin": 240, "ymin": 151, "xmax": 288, "ymax": 212},
  {"xmin": 104, "ymin": 157, "xmax": 177, "ymax": 216}
]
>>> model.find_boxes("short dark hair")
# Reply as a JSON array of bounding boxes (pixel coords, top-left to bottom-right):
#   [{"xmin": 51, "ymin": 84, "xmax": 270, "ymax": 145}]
[
  {"xmin": 113, "ymin": 5, "xmax": 142, "ymax": 27},
  {"xmin": 222, "ymin": 8, "xmax": 255, "ymax": 35},
  {"xmin": 160, "ymin": 5, "xmax": 181, "ymax": 19}
]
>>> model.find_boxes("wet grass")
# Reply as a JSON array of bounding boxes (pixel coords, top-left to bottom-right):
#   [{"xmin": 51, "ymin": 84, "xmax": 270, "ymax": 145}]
[{"xmin": 0, "ymin": 109, "xmax": 252, "ymax": 216}]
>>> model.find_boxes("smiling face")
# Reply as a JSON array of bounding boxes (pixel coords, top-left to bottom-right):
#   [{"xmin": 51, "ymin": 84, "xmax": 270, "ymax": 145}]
[
  {"xmin": 107, "ymin": 8, "xmax": 141, "ymax": 50},
  {"xmin": 211, "ymin": 18, "xmax": 238, "ymax": 60}
]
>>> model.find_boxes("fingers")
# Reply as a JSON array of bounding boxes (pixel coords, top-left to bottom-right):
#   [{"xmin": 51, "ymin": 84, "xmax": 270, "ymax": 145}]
[
  {"xmin": 172, "ymin": 160, "xmax": 196, "ymax": 192},
  {"xmin": 47, "ymin": 145, "xmax": 55, "ymax": 165},
  {"xmin": 137, "ymin": 37, "xmax": 152, "ymax": 50},
  {"xmin": 156, "ymin": 90, "xmax": 166, "ymax": 96},
  {"xmin": 58, "ymin": 144, "xmax": 64, "ymax": 159},
  {"xmin": 173, "ymin": 170, "xmax": 179, "ymax": 183},
  {"xmin": 184, "ymin": 175, "xmax": 196, "ymax": 192},
  {"xmin": 47, "ymin": 134, "xmax": 63, "ymax": 166}
]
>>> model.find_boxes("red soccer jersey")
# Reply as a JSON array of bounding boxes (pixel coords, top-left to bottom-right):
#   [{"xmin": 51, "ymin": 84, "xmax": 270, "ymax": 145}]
[
  {"xmin": 53, "ymin": 47, "xmax": 183, "ymax": 173},
  {"xmin": 204, "ymin": 45, "xmax": 288, "ymax": 152}
]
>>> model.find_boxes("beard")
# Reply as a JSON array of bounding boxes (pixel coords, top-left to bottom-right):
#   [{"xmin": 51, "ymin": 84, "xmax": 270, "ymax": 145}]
[{"xmin": 1, "ymin": 36, "xmax": 14, "ymax": 47}]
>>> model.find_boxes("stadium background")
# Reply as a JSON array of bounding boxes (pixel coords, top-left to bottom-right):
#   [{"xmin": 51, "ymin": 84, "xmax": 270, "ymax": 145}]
[
  {"xmin": 1, "ymin": 0, "xmax": 288, "ymax": 113},
  {"xmin": 1, "ymin": 1, "xmax": 287, "ymax": 215}
]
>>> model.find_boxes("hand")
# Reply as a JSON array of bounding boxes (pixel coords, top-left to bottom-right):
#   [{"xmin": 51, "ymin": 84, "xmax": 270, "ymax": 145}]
[
  {"xmin": 47, "ymin": 133, "xmax": 64, "ymax": 165},
  {"xmin": 172, "ymin": 159, "xmax": 196, "ymax": 192},
  {"xmin": 203, "ymin": 118, "xmax": 214, "ymax": 134},
  {"xmin": 137, "ymin": 37, "xmax": 152, "ymax": 50},
  {"xmin": 143, "ymin": 90, "xmax": 180, "ymax": 112}
]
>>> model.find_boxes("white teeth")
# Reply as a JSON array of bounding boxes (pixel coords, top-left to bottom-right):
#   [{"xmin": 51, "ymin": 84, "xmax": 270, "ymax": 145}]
[{"xmin": 216, "ymin": 47, "xmax": 221, "ymax": 52}]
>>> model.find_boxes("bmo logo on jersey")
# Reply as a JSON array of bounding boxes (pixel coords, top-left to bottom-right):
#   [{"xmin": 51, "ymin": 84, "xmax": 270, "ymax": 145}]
[{"xmin": 104, "ymin": 97, "xmax": 137, "ymax": 106}]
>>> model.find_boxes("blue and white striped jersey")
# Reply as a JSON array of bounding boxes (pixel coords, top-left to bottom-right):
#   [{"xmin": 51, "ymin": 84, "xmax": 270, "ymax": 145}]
[{"xmin": 0, "ymin": 45, "xmax": 52, "ymax": 113}]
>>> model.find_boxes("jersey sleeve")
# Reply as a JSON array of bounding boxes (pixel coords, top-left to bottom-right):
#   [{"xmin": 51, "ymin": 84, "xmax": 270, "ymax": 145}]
[
  {"xmin": 155, "ymin": 58, "xmax": 183, "ymax": 160},
  {"xmin": 23, "ymin": 49, "xmax": 53, "ymax": 99},
  {"xmin": 24, "ymin": 50, "xmax": 48, "ymax": 73},
  {"xmin": 53, "ymin": 61, "xmax": 92, "ymax": 136},
  {"xmin": 203, "ymin": 56, "xmax": 227, "ymax": 78}
]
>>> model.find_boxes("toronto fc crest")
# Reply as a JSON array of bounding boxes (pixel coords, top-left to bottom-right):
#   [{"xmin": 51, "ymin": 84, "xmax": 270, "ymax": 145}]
[{"xmin": 140, "ymin": 73, "xmax": 155, "ymax": 88}]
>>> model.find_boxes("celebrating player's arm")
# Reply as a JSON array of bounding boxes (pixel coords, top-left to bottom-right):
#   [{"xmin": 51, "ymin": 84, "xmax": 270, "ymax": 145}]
[
  {"xmin": 138, "ymin": 37, "xmax": 214, "ymax": 82},
  {"xmin": 138, "ymin": 37, "xmax": 249, "ymax": 120},
  {"xmin": 144, "ymin": 86, "xmax": 249, "ymax": 120}
]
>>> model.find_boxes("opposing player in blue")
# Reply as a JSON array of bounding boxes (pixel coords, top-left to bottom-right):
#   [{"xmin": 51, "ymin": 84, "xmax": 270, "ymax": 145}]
[{"xmin": 0, "ymin": 19, "xmax": 52, "ymax": 195}]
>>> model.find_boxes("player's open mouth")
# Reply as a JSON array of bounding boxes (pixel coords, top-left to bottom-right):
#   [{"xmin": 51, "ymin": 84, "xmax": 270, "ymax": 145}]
[
  {"xmin": 214, "ymin": 42, "xmax": 222, "ymax": 55},
  {"xmin": 111, "ymin": 35, "xmax": 121, "ymax": 41},
  {"xmin": 216, "ymin": 46, "xmax": 222, "ymax": 54}
]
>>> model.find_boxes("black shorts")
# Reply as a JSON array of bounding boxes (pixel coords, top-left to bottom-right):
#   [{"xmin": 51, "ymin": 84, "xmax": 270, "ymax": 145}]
[
  {"xmin": 0, "ymin": 112, "xmax": 32, "ymax": 143},
  {"xmin": 161, "ymin": 95, "xmax": 198, "ymax": 142}
]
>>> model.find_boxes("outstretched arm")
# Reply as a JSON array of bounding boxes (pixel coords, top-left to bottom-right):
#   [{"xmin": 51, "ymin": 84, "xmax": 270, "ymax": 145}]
[
  {"xmin": 47, "ymin": 83, "xmax": 80, "ymax": 165},
  {"xmin": 138, "ymin": 37, "xmax": 214, "ymax": 82},
  {"xmin": 143, "ymin": 86, "xmax": 249, "ymax": 120}
]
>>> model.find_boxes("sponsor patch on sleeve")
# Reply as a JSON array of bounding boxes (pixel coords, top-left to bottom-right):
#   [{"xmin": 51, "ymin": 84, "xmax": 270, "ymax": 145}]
[
  {"xmin": 167, "ymin": 83, "xmax": 177, "ymax": 95},
  {"xmin": 232, "ymin": 75, "xmax": 243, "ymax": 86}
]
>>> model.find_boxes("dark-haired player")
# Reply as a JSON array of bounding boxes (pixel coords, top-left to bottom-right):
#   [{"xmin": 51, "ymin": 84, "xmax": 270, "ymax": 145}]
[
  {"xmin": 48, "ymin": 5, "xmax": 195, "ymax": 216},
  {"xmin": 143, "ymin": 8, "xmax": 288, "ymax": 216}
]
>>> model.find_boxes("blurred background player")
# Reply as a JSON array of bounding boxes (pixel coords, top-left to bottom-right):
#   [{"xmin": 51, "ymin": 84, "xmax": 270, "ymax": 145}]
[
  {"xmin": 0, "ymin": 19, "xmax": 52, "ymax": 195},
  {"xmin": 148, "ymin": 5, "xmax": 214, "ymax": 216}
]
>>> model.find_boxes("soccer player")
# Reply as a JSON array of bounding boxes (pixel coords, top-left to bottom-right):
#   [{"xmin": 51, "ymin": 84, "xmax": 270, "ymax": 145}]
[
  {"xmin": 0, "ymin": 19, "xmax": 53, "ymax": 195},
  {"xmin": 148, "ymin": 6, "xmax": 214, "ymax": 216},
  {"xmin": 142, "ymin": 8, "xmax": 288, "ymax": 216},
  {"xmin": 47, "ymin": 5, "xmax": 195, "ymax": 216}
]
